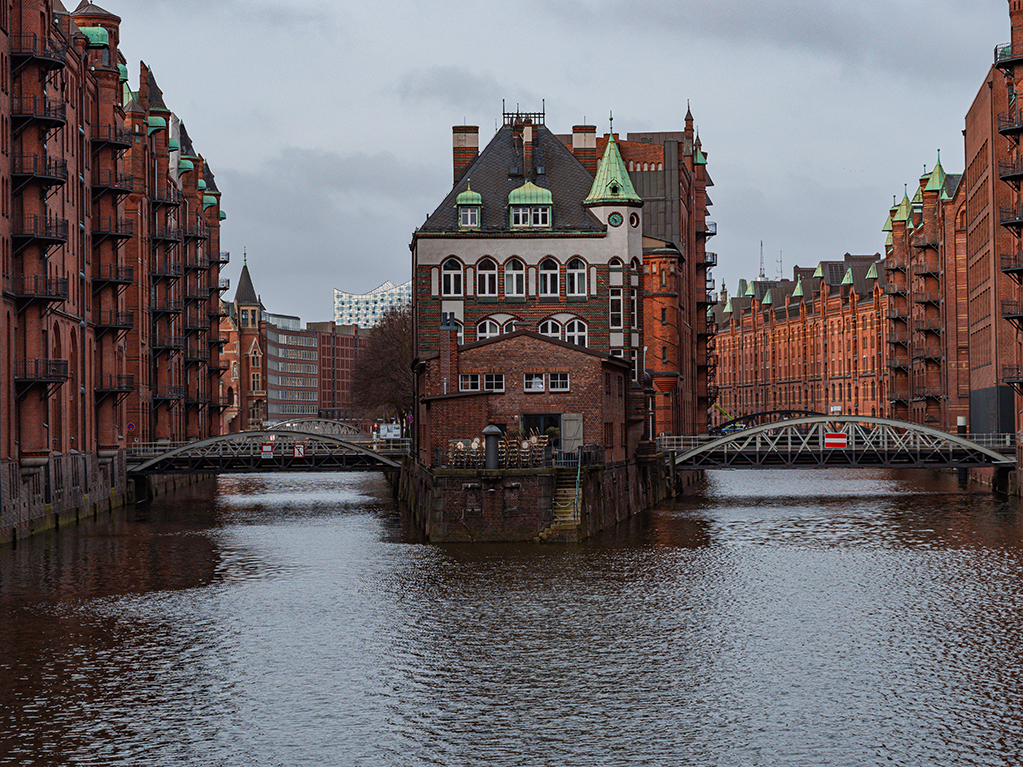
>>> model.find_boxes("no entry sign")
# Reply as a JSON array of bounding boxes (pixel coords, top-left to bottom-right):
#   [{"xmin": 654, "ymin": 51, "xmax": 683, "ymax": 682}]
[{"xmin": 824, "ymin": 432, "xmax": 848, "ymax": 449}]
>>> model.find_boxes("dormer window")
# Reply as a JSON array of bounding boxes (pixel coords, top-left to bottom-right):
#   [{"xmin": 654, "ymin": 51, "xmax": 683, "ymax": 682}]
[
  {"xmin": 455, "ymin": 181, "xmax": 482, "ymax": 231},
  {"xmin": 508, "ymin": 181, "xmax": 553, "ymax": 229},
  {"xmin": 531, "ymin": 207, "xmax": 550, "ymax": 227}
]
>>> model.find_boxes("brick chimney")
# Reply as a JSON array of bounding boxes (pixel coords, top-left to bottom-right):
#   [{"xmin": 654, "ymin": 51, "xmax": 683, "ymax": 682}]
[
  {"xmin": 522, "ymin": 120, "xmax": 534, "ymax": 180},
  {"xmin": 572, "ymin": 125, "xmax": 597, "ymax": 175},
  {"xmin": 452, "ymin": 126, "xmax": 479, "ymax": 183},
  {"xmin": 439, "ymin": 312, "xmax": 460, "ymax": 395}
]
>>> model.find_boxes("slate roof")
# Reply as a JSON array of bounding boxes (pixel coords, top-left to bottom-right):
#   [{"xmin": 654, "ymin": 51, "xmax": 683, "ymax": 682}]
[
  {"xmin": 419, "ymin": 123, "xmax": 604, "ymax": 234},
  {"xmin": 204, "ymin": 164, "xmax": 219, "ymax": 193},
  {"xmin": 72, "ymin": 0, "xmax": 118, "ymax": 17},
  {"xmin": 143, "ymin": 63, "xmax": 168, "ymax": 111},
  {"xmin": 235, "ymin": 264, "xmax": 259, "ymax": 306},
  {"xmin": 179, "ymin": 123, "xmax": 197, "ymax": 157}
]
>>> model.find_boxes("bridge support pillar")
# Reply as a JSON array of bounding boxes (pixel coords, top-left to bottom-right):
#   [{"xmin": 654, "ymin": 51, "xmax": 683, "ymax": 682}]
[
  {"xmin": 994, "ymin": 466, "xmax": 1012, "ymax": 496},
  {"xmin": 957, "ymin": 417, "xmax": 968, "ymax": 488}
]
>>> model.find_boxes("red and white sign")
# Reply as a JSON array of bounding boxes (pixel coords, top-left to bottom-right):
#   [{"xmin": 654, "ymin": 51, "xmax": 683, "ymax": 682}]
[
  {"xmin": 261, "ymin": 443, "xmax": 274, "ymax": 458},
  {"xmin": 824, "ymin": 432, "xmax": 848, "ymax": 449},
  {"xmin": 293, "ymin": 444, "xmax": 305, "ymax": 458}
]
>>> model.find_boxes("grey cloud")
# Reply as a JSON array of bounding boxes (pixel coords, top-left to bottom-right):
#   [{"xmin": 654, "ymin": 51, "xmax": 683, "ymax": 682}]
[{"xmin": 398, "ymin": 66, "xmax": 541, "ymax": 112}]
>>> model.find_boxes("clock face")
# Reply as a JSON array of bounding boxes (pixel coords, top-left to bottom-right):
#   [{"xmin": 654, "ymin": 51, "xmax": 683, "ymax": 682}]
[
  {"xmin": 630, "ymin": 212, "xmax": 640, "ymax": 228},
  {"xmin": 608, "ymin": 212, "xmax": 623, "ymax": 228}
]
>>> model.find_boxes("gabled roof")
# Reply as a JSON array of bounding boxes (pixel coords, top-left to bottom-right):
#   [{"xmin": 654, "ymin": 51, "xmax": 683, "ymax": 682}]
[
  {"xmin": 143, "ymin": 62, "xmax": 168, "ymax": 111},
  {"xmin": 418, "ymin": 123, "xmax": 603, "ymax": 234},
  {"xmin": 203, "ymin": 164, "xmax": 219, "ymax": 193},
  {"xmin": 585, "ymin": 133, "xmax": 641, "ymax": 206},
  {"xmin": 179, "ymin": 123, "xmax": 197, "ymax": 158}
]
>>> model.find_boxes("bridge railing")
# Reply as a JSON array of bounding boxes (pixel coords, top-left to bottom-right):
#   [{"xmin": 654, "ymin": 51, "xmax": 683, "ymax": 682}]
[
  {"xmin": 127, "ymin": 436, "xmax": 412, "ymax": 462},
  {"xmin": 659, "ymin": 430, "xmax": 1017, "ymax": 454}
]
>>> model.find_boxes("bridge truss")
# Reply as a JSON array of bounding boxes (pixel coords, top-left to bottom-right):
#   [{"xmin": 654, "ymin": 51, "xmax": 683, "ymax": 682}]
[
  {"xmin": 128, "ymin": 430, "xmax": 405, "ymax": 475},
  {"xmin": 266, "ymin": 418, "xmax": 364, "ymax": 436},
  {"xmin": 666, "ymin": 416, "xmax": 1016, "ymax": 470}
]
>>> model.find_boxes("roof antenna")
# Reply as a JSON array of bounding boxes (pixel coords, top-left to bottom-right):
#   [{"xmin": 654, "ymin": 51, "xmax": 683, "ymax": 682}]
[
  {"xmin": 759, "ymin": 241, "xmax": 765, "ymax": 279},
  {"xmin": 777, "ymin": 250, "xmax": 783, "ymax": 280},
  {"xmin": 243, "ymin": 247, "xmax": 247, "ymax": 266}
]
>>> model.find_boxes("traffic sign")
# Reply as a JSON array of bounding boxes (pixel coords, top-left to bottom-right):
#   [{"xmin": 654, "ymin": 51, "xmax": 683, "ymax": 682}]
[
  {"xmin": 294, "ymin": 444, "xmax": 305, "ymax": 458},
  {"xmin": 824, "ymin": 432, "xmax": 848, "ymax": 448},
  {"xmin": 261, "ymin": 443, "xmax": 274, "ymax": 458}
]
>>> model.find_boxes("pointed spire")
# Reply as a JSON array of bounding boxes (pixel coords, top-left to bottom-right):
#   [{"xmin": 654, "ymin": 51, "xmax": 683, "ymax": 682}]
[
  {"xmin": 841, "ymin": 268, "xmax": 854, "ymax": 286},
  {"xmin": 235, "ymin": 257, "xmax": 259, "ymax": 306},
  {"xmin": 584, "ymin": 126, "xmax": 641, "ymax": 205},
  {"xmin": 866, "ymin": 262, "xmax": 879, "ymax": 280},
  {"xmin": 925, "ymin": 149, "xmax": 947, "ymax": 192},
  {"xmin": 792, "ymin": 275, "xmax": 804, "ymax": 299}
]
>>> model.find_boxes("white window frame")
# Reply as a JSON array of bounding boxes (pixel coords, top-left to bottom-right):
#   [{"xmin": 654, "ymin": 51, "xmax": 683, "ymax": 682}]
[
  {"xmin": 511, "ymin": 206, "xmax": 530, "ymax": 227},
  {"xmin": 524, "ymin": 372, "xmax": 545, "ymax": 392},
  {"xmin": 442, "ymin": 259, "xmax": 463, "ymax": 297},
  {"xmin": 565, "ymin": 319, "xmax": 587, "ymax": 347},
  {"xmin": 539, "ymin": 258, "xmax": 559, "ymax": 297},
  {"xmin": 459, "ymin": 206, "xmax": 479, "ymax": 228},
  {"xmin": 630, "ymin": 287, "xmax": 639, "ymax": 329},
  {"xmin": 549, "ymin": 372, "xmax": 570, "ymax": 391},
  {"xmin": 459, "ymin": 373, "xmax": 480, "ymax": 392},
  {"xmin": 566, "ymin": 258, "xmax": 586, "ymax": 296},
  {"xmin": 610, "ymin": 287, "xmax": 623, "ymax": 329},
  {"xmin": 476, "ymin": 319, "xmax": 500, "ymax": 340},
  {"xmin": 531, "ymin": 206, "xmax": 550, "ymax": 227},
  {"xmin": 504, "ymin": 258, "xmax": 525, "ymax": 297},
  {"xmin": 484, "ymin": 373, "xmax": 504, "ymax": 392},
  {"xmin": 538, "ymin": 319, "xmax": 561, "ymax": 340},
  {"xmin": 477, "ymin": 258, "xmax": 498, "ymax": 296}
]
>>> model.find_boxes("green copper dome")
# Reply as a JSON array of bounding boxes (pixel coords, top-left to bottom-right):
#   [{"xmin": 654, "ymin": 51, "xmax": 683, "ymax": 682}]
[
  {"xmin": 203, "ymin": 194, "xmax": 218, "ymax": 210},
  {"xmin": 178, "ymin": 159, "xmax": 194, "ymax": 174},
  {"xmin": 508, "ymin": 181, "xmax": 553, "ymax": 205},
  {"xmin": 79, "ymin": 26, "xmax": 109, "ymax": 48},
  {"xmin": 146, "ymin": 115, "xmax": 166, "ymax": 135},
  {"xmin": 584, "ymin": 132, "xmax": 641, "ymax": 206},
  {"xmin": 456, "ymin": 180, "xmax": 482, "ymax": 206}
]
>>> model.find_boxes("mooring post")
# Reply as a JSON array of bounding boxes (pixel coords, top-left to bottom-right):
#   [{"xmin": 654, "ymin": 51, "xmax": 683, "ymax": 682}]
[
  {"xmin": 482, "ymin": 425, "xmax": 502, "ymax": 470},
  {"xmin": 957, "ymin": 416, "xmax": 968, "ymax": 487}
]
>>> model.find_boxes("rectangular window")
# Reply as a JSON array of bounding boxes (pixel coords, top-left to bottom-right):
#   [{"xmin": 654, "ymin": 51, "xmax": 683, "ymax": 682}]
[
  {"xmin": 524, "ymin": 372, "xmax": 545, "ymax": 392},
  {"xmin": 609, "ymin": 288, "xmax": 623, "ymax": 329},
  {"xmin": 251, "ymin": 372, "xmax": 261, "ymax": 390},
  {"xmin": 459, "ymin": 373, "xmax": 480, "ymax": 392},
  {"xmin": 630, "ymin": 349, "xmax": 639, "ymax": 382},
  {"xmin": 549, "ymin": 372, "xmax": 570, "ymax": 391},
  {"xmin": 511, "ymin": 207, "xmax": 529, "ymax": 227},
  {"xmin": 603, "ymin": 422, "xmax": 613, "ymax": 447},
  {"xmin": 661, "ymin": 307, "xmax": 667, "ymax": 324},
  {"xmin": 505, "ymin": 267, "xmax": 524, "ymax": 296},
  {"xmin": 630, "ymin": 289, "xmax": 639, "ymax": 329},
  {"xmin": 460, "ymin": 207, "xmax": 478, "ymax": 227},
  {"xmin": 531, "ymin": 206, "xmax": 550, "ymax": 226},
  {"xmin": 484, "ymin": 373, "xmax": 504, "ymax": 392}
]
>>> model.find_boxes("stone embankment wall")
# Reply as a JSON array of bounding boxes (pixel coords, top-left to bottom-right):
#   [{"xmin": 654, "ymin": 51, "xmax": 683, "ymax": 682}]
[{"xmin": 398, "ymin": 455, "xmax": 682, "ymax": 543}]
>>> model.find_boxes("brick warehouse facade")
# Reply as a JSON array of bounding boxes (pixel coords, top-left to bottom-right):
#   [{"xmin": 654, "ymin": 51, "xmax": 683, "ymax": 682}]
[
  {"xmin": 712, "ymin": 255, "xmax": 890, "ymax": 426},
  {"xmin": 0, "ymin": 1, "xmax": 226, "ymax": 543}
]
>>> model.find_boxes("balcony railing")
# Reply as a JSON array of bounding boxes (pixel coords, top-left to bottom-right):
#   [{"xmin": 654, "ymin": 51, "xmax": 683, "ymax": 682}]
[
  {"xmin": 885, "ymin": 283, "xmax": 906, "ymax": 296},
  {"xmin": 888, "ymin": 330, "xmax": 910, "ymax": 344},
  {"xmin": 214, "ymin": 277, "xmax": 230, "ymax": 293},
  {"xmin": 700, "ymin": 220, "xmax": 718, "ymax": 237},
  {"xmin": 150, "ymin": 226, "xmax": 181, "ymax": 242},
  {"xmin": 912, "ymin": 345, "xmax": 943, "ymax": 361},
  {"xmin": 181, "ymin": 223, "xmax": 210, "ymax": 240},
  {"xmin": 884, "ymin": 257, "xmax": 906, "ymax": 272},
  {"xmin": 888, "ymin": 388, "xmax": 911, "ymax": 402},
  {"xmin": 701, "ymin": 251, "xmax": 718, "ymax": 267},
  {"xmin": 10, "ymin": 35, "xmax": 67, "ymax": 67},
  {"xmin": 183, "ymin": 312, "xmax": 207, "ymax": 331},
  {"xmin": 914, "ymin": 290, "xmax": 941, "ymax": 304},
  {"xmin": 93, "ymin": 310, "xmax": 134, "ymax": 330},
  {"xmin": 915, "ymin": 316, "xmax": 941, "ymax": 332},
  {"xmin": 12, "ymin": 95, "xmax": 67, "ymax": 124},
  {"xmin": 1000, "ymin": 206, "xmax": 1023, "ymax": 226},
  {"xmin": 1002, "ymin": 253, "xmax": 1023, "ymax": 274},
  {"xmin": 95, "ymin": 374, "xmax": 134, "ymax": 393},
  {"xmin": 207, "ymin": 335, "xmax": 226, "ymax": 347},
  {"xmin": 13, "ymin": 215, "xmax": 68, "ymax": 243},
  {"xmin": 999, "ymin": 159, "xmax": 1023, "ymax": 182},
  {"xmin": 887, "ymin": 356, "xmax": 909, "ymax": 369},
  {"xmin": 91, "ymin": 124, "xmax": 133, "ymax": 147},
  {"xmin": 151, "ymin": 335, "xmax": 185, "ymax": 351},
  {"xmin": 912, "ymin": 262, "xmax": 939, "ymax": 276},
  {"xmin": 152, "ymin": 386, "xmax": 185, "ymax": 400},
  {"xmin": 996, "ymin": 41, "xmax": 1023, "ymax": 67},
  {"xmin": 12, "ymin": 274, "xmax": 68, "ymax": 301},
  {"xmin": 93, "ymin": 216, "xmax": 134, "ymax": 238},
  {"xmin": 151, "ymin": 187, "xmax": 183, "ymax": 206},
  {"xmin": 1000, "ymin": 110, "xmax": 1023, "ymax": 135},
  {"xmin": 92, "ymin": 263, "xmax": 134, "ymax": 285},
  {"xmin": 1004, "ymin": 366, "xmax": 1023, "ymax": 385},
  {"xmin": 12, "ymin": 154, "xmax": 67, "ymax": 184},
  {"xmin": 92, "ymin": 169, "xmax": 134, "ymax": 193},
  {"xmin": 184, "ymin": 341, "xmax": 205, "ymax": 361},
  {"xmin": 151, "ymin": 261, "xmax": 183, "ymax": 279},
  {"xmin": 217, "ymin": 250, "xmax": 230, "ymax": 264},
  {"xmin": 913, "ymin": 387, "xmax": 942, "ymax": 400},
  {"xmin": 184, "ymin": 284, "xmax": 207, "ymax": 301},
  {"xmin": 14, "ymin": 358, "xmax": 68, "ymax": 383},
  {"xmin": 151, "ymin": 300, "xmax": 183, "ymax": 314},
  {"xmin": 886, "ymin": 306, "xmax": 908, "ymax": 320}
]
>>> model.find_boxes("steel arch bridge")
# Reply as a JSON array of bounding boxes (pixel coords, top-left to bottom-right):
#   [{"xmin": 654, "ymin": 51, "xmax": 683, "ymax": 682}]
[
  {"xmin": 266, "ymin": 418, "xmax": 365, "ymax": 436},
  {"xmin": 128, "ymin": 430, "xmax": 405, "ymax": 475},
  {"xmin": 670, "ymin": 416, "xmax": 1016, "ymax": 470},
  {"xmin": 710, "ymin": 410, "xmax": 825, "ymax": 435}
]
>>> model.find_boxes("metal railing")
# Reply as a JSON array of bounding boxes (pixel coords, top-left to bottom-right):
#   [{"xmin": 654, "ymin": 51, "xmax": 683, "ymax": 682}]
[
  {"xmin": 95, "ymin": 374, "xmax": 134, "ymax": 392},
  {"xmin": 92, "ymin": 169, "xmax": 134, "ymax": 192},
  {"xmin": 12, "ymin": 95, "xmax": 66, "ymax": 123},
  {"xmin": 93, "ymin": 309, "xmax": 134, "ymax": 329},
  {"xmin": 93, "ymin": 263, "xmax": 134, "ymax": 284},
  {"xmin": 93, "ymin": 216, "xmax": 134, "ymax": 237},
  {"xmin": 13, "ymin": 154, "xmax": 67, "ymax": 182},
  {"xmin": 92, "ymin": 124, "xmax": 133, "ymax": 146},
  {"xmin": 14, "ymin": 215, "xmax": 68, "ymax": 241},
  {"xmin": 14, "ymin": 358, "xmax": 68, "ymax": 382},
  {"xmin": 12, "ymin": 274, "xmax": 68, "ymax": 300},
  {"xmin": 11, "ymin": 34, "xmax": 67, "ymax": 63}
]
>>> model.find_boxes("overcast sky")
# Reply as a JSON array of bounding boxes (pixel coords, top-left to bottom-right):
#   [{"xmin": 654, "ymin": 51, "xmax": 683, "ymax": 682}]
[{"xmin": 113, "ymin": 0, "xmax": 1007, "ymax": 319}]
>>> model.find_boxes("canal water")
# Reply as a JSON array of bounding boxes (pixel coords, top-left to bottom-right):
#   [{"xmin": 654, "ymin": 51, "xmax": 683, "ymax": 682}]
[{"xmin": 2, "ymin": 469, "xmax": 1023, "ymax": 766}]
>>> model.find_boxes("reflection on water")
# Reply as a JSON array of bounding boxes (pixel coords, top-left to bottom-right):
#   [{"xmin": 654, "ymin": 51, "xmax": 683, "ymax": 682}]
[{"xmin": 3, "ymin": 469, "xmax": 1023, "ymax": 765}]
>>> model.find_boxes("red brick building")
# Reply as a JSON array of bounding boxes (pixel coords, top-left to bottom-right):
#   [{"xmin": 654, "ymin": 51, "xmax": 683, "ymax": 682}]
[
  {"xmin": 308, "ymin": 321, "xmax": 366, "ymax": 422},
  {"xmin": 713, "ymin": 255, "xmax": 889, "ymax": 425},
  {"xmin": 0, "ymin": 1, "xmax": 226, "ymax": 540}
]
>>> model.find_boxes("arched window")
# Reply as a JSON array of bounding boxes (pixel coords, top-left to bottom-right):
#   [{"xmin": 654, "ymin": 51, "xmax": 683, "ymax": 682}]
[
  {"xmin": 454, "ymin": 321, "xmax": 464, "ymax": 345},
  {"xmin": 504, "ymin": 258, "xmax": 525, "ymax": 297},
  {"xmin": 477, "ymin": 258, "xmax": 497, "ymax": 296},
  {"xmin": 565, "ymin": 319, "xmax": 587, "ymax": 347},
  {"xmin": 609, "ymin": 257, "xmax": 623, "ymax": 269},
  {"xmin": 477, "ymin": 319, "xmax": 500, "ymax": 340},
  {"xmin": 502, "ymin": 319, "xmax": 522, "ymax": 333},
  {"xmin": 539, "ymin": 319, "xmax": 561, "ymax": 339},
  {"xmin": 566, "ymin": 258, "xmax": 586, "ymax": 296},
  {"xmin": 442, "ymin": 258, "xmax": 462, "ymax": 297},
  {"xmin": 539, "ymin": 258, "xmax": 559, "ymax": 297}
]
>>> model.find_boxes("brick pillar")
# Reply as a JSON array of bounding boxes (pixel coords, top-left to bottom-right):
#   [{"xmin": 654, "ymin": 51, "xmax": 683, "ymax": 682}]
[
  {"xmin": 452, "ymin": 126, "xmax": 479, "ymax": 183},
  {"xmin": 572, "ymin": 125, "xmax": 597, "ymax": 175},
  {"xmin": 439, "ymin": 314, "xmax": 459, "ymax": 395}
]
